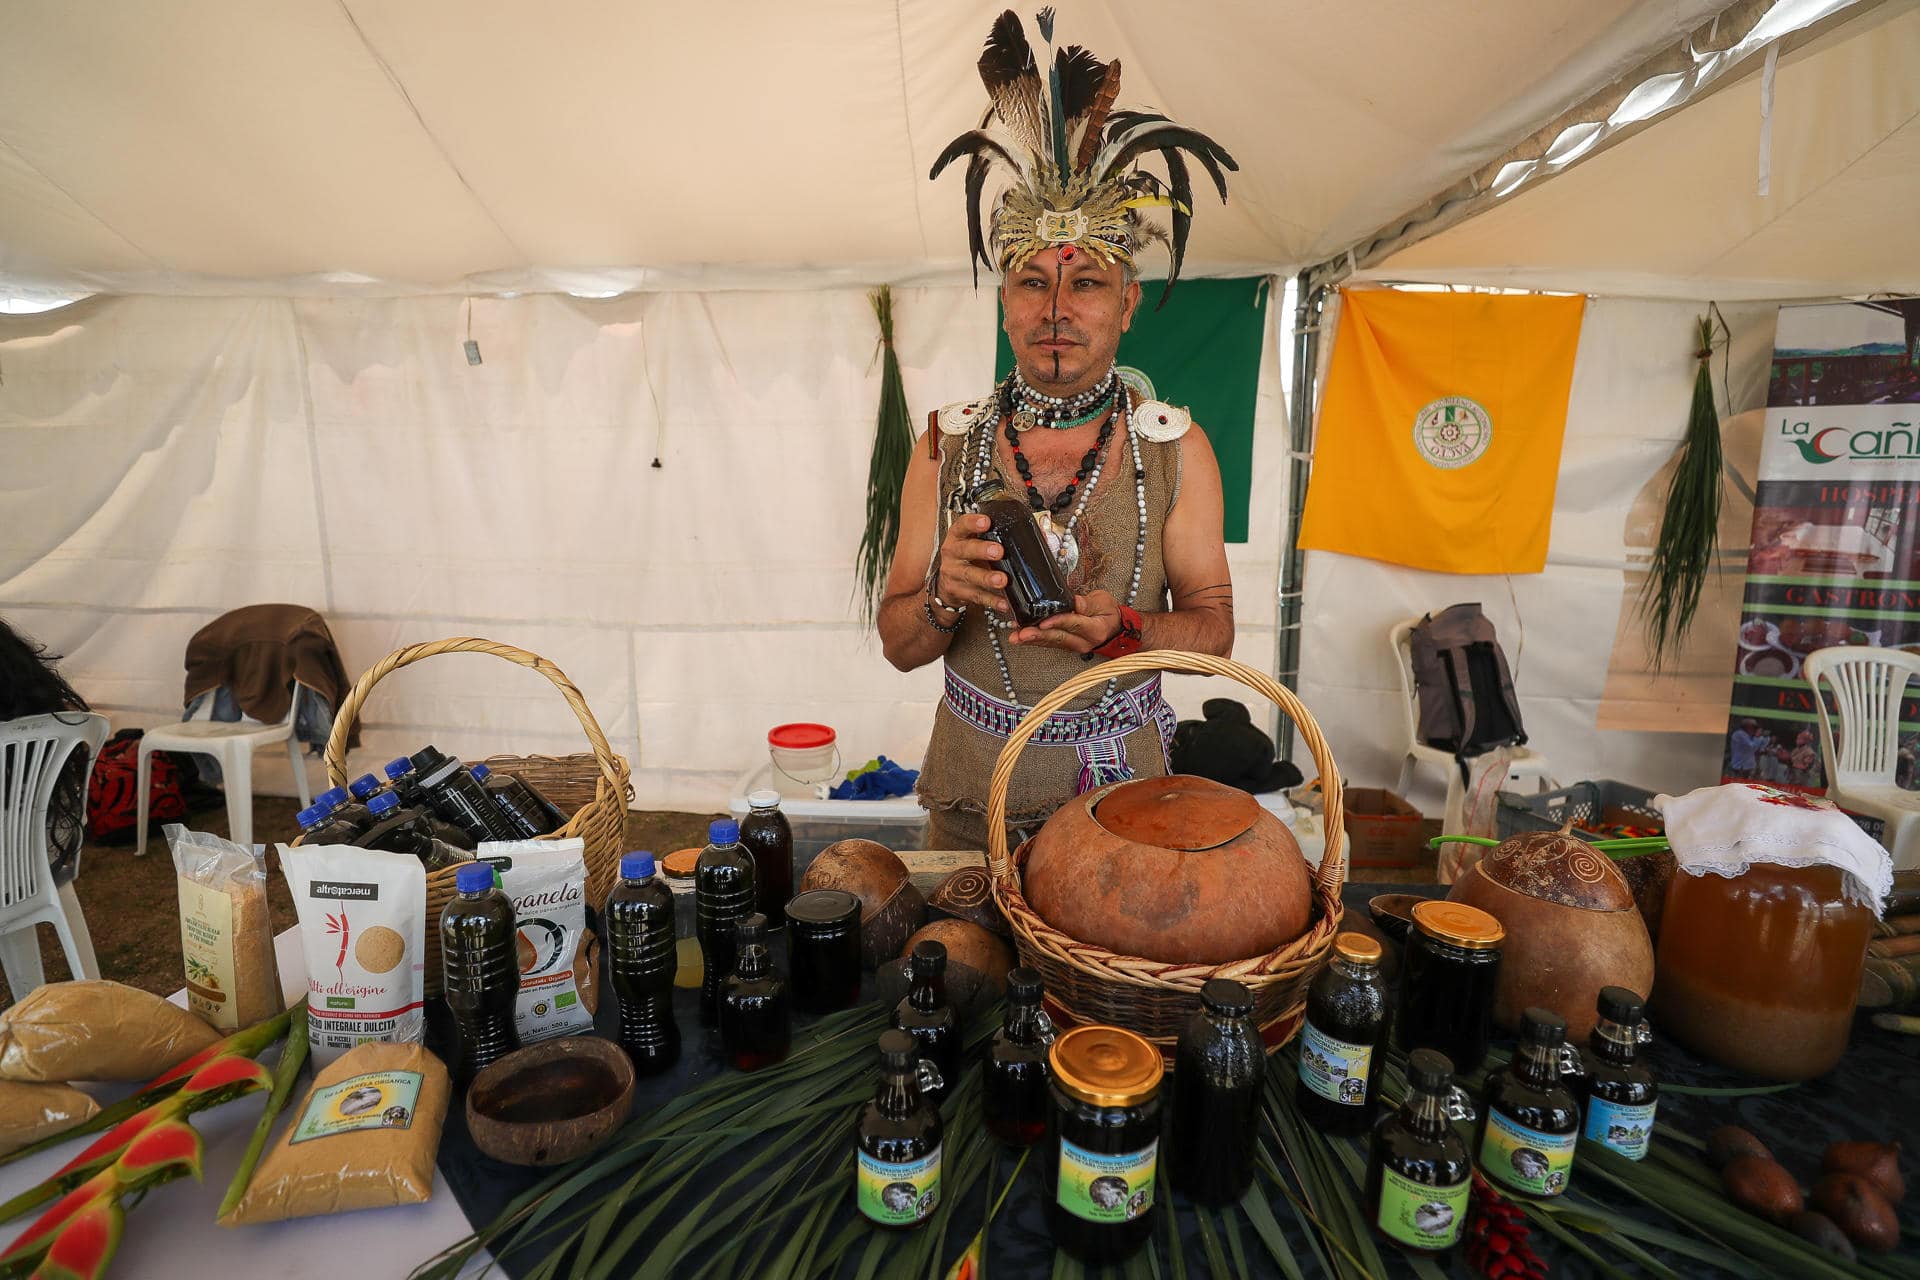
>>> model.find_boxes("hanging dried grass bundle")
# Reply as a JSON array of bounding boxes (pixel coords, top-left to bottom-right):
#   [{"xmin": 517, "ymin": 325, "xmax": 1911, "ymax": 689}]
[
  {"xmin": 1639, "ymin": 312, "xmax": 1726, "ymax": 666},
  {"xmin": 855, "ymin": 285, "xmax": 915, "ymax": 623}
]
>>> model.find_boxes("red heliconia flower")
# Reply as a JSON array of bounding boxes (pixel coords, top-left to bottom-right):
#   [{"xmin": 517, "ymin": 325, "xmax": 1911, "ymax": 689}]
[
  {"xmin": 27, "ymin": 1198, "xmax": 123, "ymax": 1280},
  {"xmin": 1465, "ymin": 1173, "xmax": 1548, "ymax": 1280},
  {"xmin": 114, "ymin": 1121, "xmax": 202, "ymax": 1183}
]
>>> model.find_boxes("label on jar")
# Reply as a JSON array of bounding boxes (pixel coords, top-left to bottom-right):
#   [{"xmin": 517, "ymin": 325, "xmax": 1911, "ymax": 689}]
[
  {"xmin": 1298, "ymin": 1021, "xmax": 1373, "ymax": 1107},
  {"xmin": 857, "ymin": 1146, "xmax": 940, "ymax": 1226},
  {"xmin": 1584, "ymin": 1096, "xmax": 1656, "ymax": 1161},
  {"xmin": 1480, "ymin": 1109, "xmax": 1575, "ymax": 1197},
  {"xmin": 1056, "ymin": 1137, "xmax": 1156, "ymax": 1223},
  {"xmin": 1376, "ymin": 1166, "xmax": 1469, "ymax": 1250}
]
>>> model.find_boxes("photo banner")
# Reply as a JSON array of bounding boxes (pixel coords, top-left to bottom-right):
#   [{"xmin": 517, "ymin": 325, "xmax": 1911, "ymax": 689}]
[{"xmin": 1722, "ymin": 298, "xmax": 1920, "ymax": 795}]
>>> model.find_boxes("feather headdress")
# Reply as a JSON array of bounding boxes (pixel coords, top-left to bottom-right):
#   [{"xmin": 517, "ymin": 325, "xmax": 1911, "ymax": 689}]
[{"xmin": 929, "ymin": 8, "xmax": 1236, "ymax": 307}]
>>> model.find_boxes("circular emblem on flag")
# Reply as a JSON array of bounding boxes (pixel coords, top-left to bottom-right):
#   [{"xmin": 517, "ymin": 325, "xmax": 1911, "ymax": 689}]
[{"xmin": 1412, "ymin": 397, "xmax": 1492, "ymax": 469}]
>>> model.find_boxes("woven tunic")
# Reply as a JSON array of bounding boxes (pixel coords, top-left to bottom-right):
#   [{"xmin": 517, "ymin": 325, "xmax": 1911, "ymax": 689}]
[{"xmin": 916, "ymin": 407, "xmax": 1181, "ymax": 829}]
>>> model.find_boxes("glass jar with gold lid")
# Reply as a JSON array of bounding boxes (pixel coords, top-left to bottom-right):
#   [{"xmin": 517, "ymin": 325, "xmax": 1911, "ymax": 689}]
[
  {"xmin": 1396, "ymin": 901, "xmax": 1505, "ymax": 1073},
  {"xmin": 1042, "ymin": 1024, "xmax": 1163, "ymax": 1263}
]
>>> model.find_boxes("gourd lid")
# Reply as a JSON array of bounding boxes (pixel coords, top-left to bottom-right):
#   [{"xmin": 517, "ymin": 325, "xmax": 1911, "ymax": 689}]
[
  {"xmin": 786, "ymin": 888, "xmax": 859, "ymax": 925},
  {"xmin": 1050, "ymin": 1025, "xmax": 1163, "ymax": 1107},
  {"xmin": 1093, "ymin": 775, "xmax": 1260, "ymax": 851},
  {"xmin": 661, "ymin": 847, "xmax": 701, "ymax": 880},
  {"xmin": 1333, "ymin": 932, "xmax": 1383, "ymax": 964},
  {"xmin": 1411, "ymin": 900, "xmax": 1504, "ymax": 950}
]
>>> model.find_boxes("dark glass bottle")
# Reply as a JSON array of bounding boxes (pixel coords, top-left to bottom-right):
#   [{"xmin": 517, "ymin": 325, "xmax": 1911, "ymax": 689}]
[
  {"xmin": 856, "ymin": 1029, "xmax": 943, "ymax": 1230},
  {"xmin": 892, "ymin": 940, "xmax": 960, "ymax": 1107},
  {"xmin": 738, "ymin": 791, "xmax": 794, "ymax": 929},
  {"xmin": 411, "ymin": 745, "xmax": 524, "ymax": 844},
  {"xmin": 1044, "ymin": 1024, "xmax": 1163, "ymax": 1264},
  {"xmin": 605, "ymin": 851, "xmax": 680, "ymax": 1075},
  {"xmin": 1397, "ymin": 901, "xmax": 1504, "ymax": 1073},
  {"xmin": 1580, "ymin": 986, "xmax": 1658, "ymax": 1160},
  {"xmin": 786, "ymin": 889, "xmax": 862, "ymax": 1014},
  {"xmin": 1365, "ymin": 1049, "xmax": 1474, "ymax": 1256},
  {"xmin": 1170, "ymin": 978, "xmax": 1264, "ymax": 1205},
  {"xmin": 371, "ymin": 756, "xmax": 477, "ymax": 850},
  {"xmin": 472, "ymin": 762, "xmax": 565, "ymax": 836},
  {"xmin": 696, "ymin": 818, "xmax": 756, "ymax": 1026},
  {"xmin": 1298, "ymin": 931, "xmax": 1390, "ymax": 1135},
  {"xmin": 467, "ymin": 763, "xmax": 538, "ymax": 839},
  {"xmin": 316, "ymin": 785, "xmax": 371, "ymax": 835},
  {"xmin": 348, "ymin": 771, "xmax": 391, "ymax": 808},
  {"xmin": 970, "ymin": 477, "xmax": 1072, "ymax": 627},
  {"xmin": 983, "ymin": 967, "xmax": 1053, "ymax": 1147},
  {"xmin": 1478, "ymin": 1007, "xmax": 1580, "ymax": 1199},
  {"xmin": 294, "ymin": 797, "xmax": 363, "ymax": 847},
  {"xmin": 721, "ymin": 914, "xmax": 791, "ymax": 1071},
  {"xmin": 353, "ymin": 792, "xmax": 468, "ymax": 869},
  {"xmin": 384, "ymin": 756, "xmax": 429, "ymax": 809},
  {"xmin": 440, "ymin": 861, "xmax": 522, "ymax": 1085}
]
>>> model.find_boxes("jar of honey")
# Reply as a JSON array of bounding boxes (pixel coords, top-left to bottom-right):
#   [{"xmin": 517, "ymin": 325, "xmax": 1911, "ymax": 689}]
[{"xmin": 1653, "ymin": 862, "xmax": 1873, "ymax": 1080}]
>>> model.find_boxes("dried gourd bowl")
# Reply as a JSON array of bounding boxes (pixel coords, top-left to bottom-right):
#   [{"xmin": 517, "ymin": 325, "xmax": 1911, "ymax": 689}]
[
  {"xmin": 987, "ymin": 652, "xmax": 1348, "ymax": 1061},
  {"xmin": 466, "ymin": 1037, "xmax": 635, "ymax": 1167}
]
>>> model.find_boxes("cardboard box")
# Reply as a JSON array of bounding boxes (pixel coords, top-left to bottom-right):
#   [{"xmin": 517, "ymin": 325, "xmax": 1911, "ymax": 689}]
[{"xmin": 1343, "ymin": 787, "xmax": 1428, "ymax": 868}]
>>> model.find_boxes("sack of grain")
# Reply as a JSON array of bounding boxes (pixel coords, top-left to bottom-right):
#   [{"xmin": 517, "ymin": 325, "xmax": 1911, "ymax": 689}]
[
  {"xmin": 0, "ymin": 980, "xmax": 221, "ymax": 1082},
  {"xmin": 166, "ymin": 825, "xmax": 284, "ymax": 1031},
  {"xmin": 0, "ymin": 1080, "xmax": 99, "ymax": 1156}
]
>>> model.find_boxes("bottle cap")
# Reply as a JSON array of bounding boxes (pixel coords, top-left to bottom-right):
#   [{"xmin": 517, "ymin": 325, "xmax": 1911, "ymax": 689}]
[
  {"xmin": 384, "ymin": 756, "xmax": 413, "ymax": 781},
  {"xmin": 367, "ymin": 791, "xmax": 401, "ymax": 817},
  {"xmin": 708, "ymin": 818, "xmax": 740, "ymax": 845},
  {"xmin": 747, "ymin": 789, "xmax": 781, "ymax": 810},
  {"xmin": 455, "ymin": 862, "xmax": 494, "ymax": 893},
  {"xmin": 295, "ymin": 803, "xmax": 328, "ymax": 830},
  {"xmin": 317, "ymin": 786, "xmax": 349, "ymax": 811},
  {"xmin": 410, "ymin": 745, "xmax": 450, "ymax": 773},
  {"xmin": 877, "ymin": 1028, "xmax": 917, "ymax": 1068},
  {"xmin": 1407, "ymin": 1048, "xmax": 1455, "ymax": 1093},
  {"xmin": 661, "ymin": 847, "xmax": 701, "ymax": 879},
  {"xmin": 1333, "ymin": 931, "xmax": 1383, "ymax": 965},
  {"xmin": 470, "ymin": 763, "xmax": 492, "ymax": 781},
  {"xmin": 1411, "ymin": 900, "xmax": 1505, "ymax": 950},
  {"xmin": 1050, "ymin": 1025, "xmax": 1163, "ymax": 1107},
  {"xmin": 622, "ymin": 852, "xmax": 657, "ymax": 880},
  {"xmin": 910, "ymin": 939, "xmax": 947, "ymax": 973},
  {"xmin": 349, "ymin": 773, "xmax": 382, "ymax": 800},
  {"xmin": 1597, "ymin": 986, "xmax": 1645, "ymax": 1025},
  {"xmin": 735, "ymin": 913, "xmax": 768, "ymax": 945},
  {"xmin": 1007, "ymin": 967, "xmax": 1043, "ymax": 1003},
  {"xmin": 1199, "ymin": 978, "xmax": 1254, "ymax": 1018},
  {"xmin": 785, "ymin": 889, "xmax": 859, "ymax": 926},
  {"xmin": 1520, "ymin": 1007, "xmax": 1568, "ymax": 1045}
]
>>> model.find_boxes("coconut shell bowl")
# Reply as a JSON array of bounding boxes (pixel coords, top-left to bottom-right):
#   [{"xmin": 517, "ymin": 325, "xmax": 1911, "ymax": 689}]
[
  {"xmin": 467, "ymin": 1037, "xmax": 635, "ymax": 1167},
  {"xmin": 986, "ymin": 651, "xmax": 1348, "ymax": 1059}
]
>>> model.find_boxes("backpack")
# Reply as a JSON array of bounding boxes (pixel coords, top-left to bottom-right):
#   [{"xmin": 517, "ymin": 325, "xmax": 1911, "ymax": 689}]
[
  {"xmin": 86, "ymin": 730, "xmax": 187, "ymax": 843},
  {"xmin": 1408, "ymin": 604, "xmax": 1527, "ymax": 774}
]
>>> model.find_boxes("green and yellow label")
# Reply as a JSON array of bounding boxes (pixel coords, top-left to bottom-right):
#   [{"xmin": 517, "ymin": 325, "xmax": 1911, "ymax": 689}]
[
  {"xmin": 1298, "ymin": 1022, "xmax": 1373, "ymax": 1107},
  {"xmin": 290, "ymin": 1070, "xmax": 424, "ymax": 1144},
  {"xmin": 1376, "ymin": 1166, "xmax": 1469, "ymax": 1250},
  {"xmin": 857, "ymin": 1146, "xmax": 940, "ymax": 1226},
  {"xmin": 1480, "ymin": 1109, "xmax": 1575, "ymax": 1197},
  {"xmin": 1056, "ymin": 1138, "xmax": 1156, "ymax": 1224},
  {"xmin": 1584, "ymin": 1097, "xmax": 1656, "ymax": 1161}
]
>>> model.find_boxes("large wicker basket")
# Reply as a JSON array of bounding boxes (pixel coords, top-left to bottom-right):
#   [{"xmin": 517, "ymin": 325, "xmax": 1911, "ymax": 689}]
[
  {"xmin": 319, "ymin": 637, "xmax": 634, "ymax": 995},
  {"xmin": 986, "ymin": 651, "xmax": 1346, "ymax": 1056}
]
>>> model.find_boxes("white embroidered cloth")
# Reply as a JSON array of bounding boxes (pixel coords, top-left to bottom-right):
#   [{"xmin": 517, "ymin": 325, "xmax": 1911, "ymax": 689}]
[{"xmin": 1654, "ymin": 782, "xmax": 1892, "ymax": 915}]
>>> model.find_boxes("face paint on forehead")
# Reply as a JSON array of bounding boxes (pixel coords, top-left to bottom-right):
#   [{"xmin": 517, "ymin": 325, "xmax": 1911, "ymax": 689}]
[{"xmin": 1059, "ymin": 245, "xmax": 1076, "ymax": 263}]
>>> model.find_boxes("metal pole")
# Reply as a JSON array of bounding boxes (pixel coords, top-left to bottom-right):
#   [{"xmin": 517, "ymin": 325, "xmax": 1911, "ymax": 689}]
[{"xmin": 1273, "ymin": 272, "xmax": 1325, "ymax": 762}]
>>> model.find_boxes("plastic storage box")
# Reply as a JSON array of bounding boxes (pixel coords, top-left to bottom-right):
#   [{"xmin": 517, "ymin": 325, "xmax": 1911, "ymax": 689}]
[
  {"xmin": 729, "ymin": 763, "xmax": 929, "ymax": 882},
  {"xmin": 1495, "ymin": 780, "xmax": 1663, "ymax": 841}
]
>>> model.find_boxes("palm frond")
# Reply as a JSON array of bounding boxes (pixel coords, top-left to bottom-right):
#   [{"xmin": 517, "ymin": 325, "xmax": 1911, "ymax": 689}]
[
  {"xmin": 1638, "ymin": 314, "xmax": 1725, "ymax": 666},
  {"xmin": 854, "ymin": 286, "xmax": 916, "ymax": 625}
]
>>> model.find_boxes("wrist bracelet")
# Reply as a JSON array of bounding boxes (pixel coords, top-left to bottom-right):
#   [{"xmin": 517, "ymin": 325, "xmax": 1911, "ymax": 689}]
[{"xmin": 923, "ymin": 595, "xmax": 964, "ymax": 634}]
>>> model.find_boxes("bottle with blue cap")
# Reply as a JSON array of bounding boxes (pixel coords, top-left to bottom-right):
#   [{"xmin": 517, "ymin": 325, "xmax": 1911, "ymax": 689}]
[
  {"xmin": 695, "ymin": 818, "xmax": 757, "ymax": 1026},
  {"xmin": 352, "ymin": 791, "xmax": 468, "ymax": 870},
  {"xmin": 470, "ymin": 762, "xmax": 566, "ymax": 839},
  {"xmin": 318, "ymin": 783, "xmax": 373, "ymax": 836},
  {"xmin": 441, "ymin": 860, "xmax": 521, "ymax": 1084},
  {"xmin": 293, "ymin": 794, "xmax": 362, "ymax": 846},
  {"xmin": 349, "ymin": 770, "xmax": 390, "ymax": 807},
  {"xmin": 606, "ymin": 852, "xmax": 680, "ymax": 1073},
  {"xmin": 384, "ymin": 755, "xmax": 428, "ymax": 808}
]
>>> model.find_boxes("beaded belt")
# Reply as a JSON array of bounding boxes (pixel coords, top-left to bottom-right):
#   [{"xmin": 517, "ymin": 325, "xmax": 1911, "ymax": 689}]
[{"xmin": 942, "ymin": 668, "xmax": 1178, "ymax": 794}]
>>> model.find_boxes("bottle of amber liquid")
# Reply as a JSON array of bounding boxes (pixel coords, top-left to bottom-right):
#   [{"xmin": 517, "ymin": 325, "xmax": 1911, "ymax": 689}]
[
  {"xmin": 983, "ymin": 967, "xmax": 1053, "ymax": 1147},
  {"xmin": 892, "ymin": 940, "xmax": 959, "ymax": 1107},
  {"xmin": 738, "ymin": 791, "xmax": 794, "ymax": 929},
  {"xmin": 1580, "ymin": 986, "xmax": 1658, "ymax": 1160},
  {"xmin": 721, "ymin": 914, "xmax": 790, "ymax": 1072},
  {"xmin": 970, "ymin": 477, "xmax": 1072, "ymax": 627},
  {"xmin": 1478, "ymin": 1007, "xmax": 1580, "ymax": 1199},
  {"xmin": 1297, "ymin": 931, "xmax": 1388, "ymax": 1136},
  {"xmin": 1170, "ymin": 978, "xmax": 1265, "ymax": 1205},
  {"xmin": 856, "ymin": 1029, "xmax": 943, "ymax": 1230},
  {"xmin": 1364, "ymin": 1049, "xmax": 1474, "ymax": 1256}
]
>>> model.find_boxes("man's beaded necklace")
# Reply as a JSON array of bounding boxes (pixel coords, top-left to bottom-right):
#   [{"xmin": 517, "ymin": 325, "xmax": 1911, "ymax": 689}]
[{"xmin": 1011, "ymin": 365, "xmax": 1118, "ymax": 432}]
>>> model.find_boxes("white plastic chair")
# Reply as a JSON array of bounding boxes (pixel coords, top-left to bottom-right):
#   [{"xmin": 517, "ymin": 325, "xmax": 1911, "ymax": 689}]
[
  {"xmin": 1389, "ymin": 617, "xmax": 1554, "ymax": 809},
  {"xmin": 0, "ymin": 712, "xmax": 109, "ymax": 993},
  {"xmin": 1804, "ymin": 645, "xmax": 1920, "ymax": 871},
  {"xmin": 135, "ymin": 685, "xmax": 311, "ymax": 854}
]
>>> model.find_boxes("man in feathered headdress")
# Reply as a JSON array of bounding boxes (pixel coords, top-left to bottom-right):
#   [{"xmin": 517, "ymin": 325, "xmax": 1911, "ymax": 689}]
[{"xmin": 876, "ymin": 9, "xmax": 1238, "ymax": 852}]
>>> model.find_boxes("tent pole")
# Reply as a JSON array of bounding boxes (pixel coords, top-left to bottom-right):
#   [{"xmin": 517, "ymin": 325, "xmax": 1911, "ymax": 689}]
[{"xmin": 1273, "ymin": 272, "xmax": 1325, "ymax": 763}]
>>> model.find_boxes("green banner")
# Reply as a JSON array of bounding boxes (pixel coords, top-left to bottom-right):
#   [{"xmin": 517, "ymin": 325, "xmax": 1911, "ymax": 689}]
[{"xmin": 995, "ymin": 277, "xmax": 1267, "ymax": 543}]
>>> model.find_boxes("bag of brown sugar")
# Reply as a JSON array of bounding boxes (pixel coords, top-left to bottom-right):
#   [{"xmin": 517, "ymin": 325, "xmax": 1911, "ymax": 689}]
[
  {"xmin": 166, "ymin": 824, "xmax": 285, "ymax": 1031},
  {"xmin": 0, "ymin": 1080, "xmax": 99, "ymax": 1156},
  {"xmin": 0, "ymin": 980, "xmax": 221, "ymax": 1082},
  {"xmin": 219, "ymin": 1039, "xmax": 449, "ymax": 1225},
  {"xmin": 281, "ymin": 845, "xmax": 426, "ymax": 1068}
]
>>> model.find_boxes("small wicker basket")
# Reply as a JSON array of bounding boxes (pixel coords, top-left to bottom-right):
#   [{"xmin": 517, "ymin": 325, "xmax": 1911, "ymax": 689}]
[
  {"xmin": 318, "ymin": 637, "xmax": 634, "ymax": 995},
  {"xmin": 986, "ymin": 650, "xmax": 1346, "ymax": 1057}
]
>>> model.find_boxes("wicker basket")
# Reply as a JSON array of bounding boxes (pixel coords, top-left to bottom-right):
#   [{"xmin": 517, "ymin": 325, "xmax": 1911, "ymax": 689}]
[
  {"xmin": 986, "ymin": 651, "xmax": 1346, "ymax": 1057},
  {"xmin": 319, "ymin": 637, "xmax": 635, "ymax": 995}
]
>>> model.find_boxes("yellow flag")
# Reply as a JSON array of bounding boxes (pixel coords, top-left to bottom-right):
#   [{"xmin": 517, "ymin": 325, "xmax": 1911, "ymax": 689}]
[{"xmin": 1298, "ymin": 289, "xmax": 1586, "ymax": 574}]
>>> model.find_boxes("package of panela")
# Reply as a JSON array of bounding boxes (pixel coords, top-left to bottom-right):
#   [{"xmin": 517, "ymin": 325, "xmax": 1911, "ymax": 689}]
[
  {"xmin": 280, "ymin": 845, "xmax": 426, "ymax": 1068},
  {"xmin": 166, "ymin": 824, "xmax": 284, "ymax": 1031},
  {"xmin": 0, "ymin": 980, "xmax": 221, "ymax": 1082},
  {"xmin": 477, "ymin": 839, "xmax": 599, "ymax": 1043},
  {"xmin": 0, "ymin": 1080, "xmax": 99, "ymax": 1156},
  {"xmin": 219, "ymin": 1039, "xmax": 449, "ymax": 1225}
]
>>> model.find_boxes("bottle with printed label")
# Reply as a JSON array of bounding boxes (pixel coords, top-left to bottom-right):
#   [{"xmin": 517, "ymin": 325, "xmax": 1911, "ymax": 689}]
[
  {"xmin": 411, "ymin": 746, "xmax": 524, "ymax": 844},
  {"xmin": 1297, "ymin": 931, "xmax": 1389, "ymax": 1136},
  {"xmin": 440, "ymin": 861, "xmax": 522, "ymax": 1085},
  {"xmin": 316, "ymin": 785, "xmax": 372, "ymax": 836},
  {"xmin": 1364, "ymin": 1049, "xmax": 1474, "ymax": 1256},
  {"xmin": 606, "ymin": 852, "xmax": 680, "ymax": 1075},
  {"xmin": 469, "ymin": 763, "xmax": 565, "ymax": 839},
  {"xmin": 1170, "ymin": 978, "xmax": 1264, "ymax": 1205},
  {"xmin": 1044, "ymin": 1024, "xmax": 1163, "ymax": 1263},
  {"xmin": 721, "ymin": 914, "xmax": 790, "ymax": 1071},
  {"xmin": 1579, "ymin": 986, "xmax": 1658, "ymax": 1160},
  {"xmin": 983, "ymin": 967, "xmax": 1053, "ymax": 1147},
  {"xmin": 696, "ymin": 818, "xmax": 757, "ymax": 1026},
  {"xmin": 738, "ymin": 791, "xmax": 794, "ymax": 929},
  {"xmin": 856, "ymin": 1029, "xmax": 943, "ymax": 1230},
  {"xmin": 294, "ymin": 797, "xmax": 364, "ymax": 847},
  {"xmin": 891, "ymin": 940, "xmax": 959, "ymax": 1107},
  {"xmin": 1478, "ymin": 1007, "xmax": 1581, "ymax": 1199}
]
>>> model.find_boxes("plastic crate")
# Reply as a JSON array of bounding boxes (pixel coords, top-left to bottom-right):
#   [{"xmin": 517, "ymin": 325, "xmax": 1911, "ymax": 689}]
[
  {"xmin": 729, "ymin": 763, "xmax": 928, "ymax": 881},
  {"xmin": 1495, "ymin": 781, "xmax": 1663, "ymax": 841}
]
